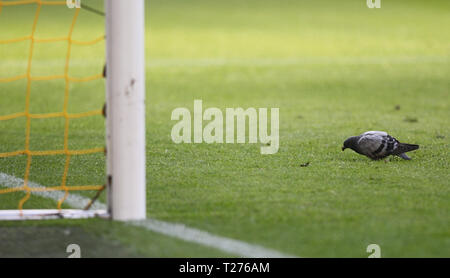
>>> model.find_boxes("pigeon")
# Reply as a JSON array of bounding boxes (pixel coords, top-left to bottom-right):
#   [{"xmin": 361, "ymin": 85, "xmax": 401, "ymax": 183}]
[{"xmin": 342, "ymin": 131, "xmax": 419, "ymax": 160}]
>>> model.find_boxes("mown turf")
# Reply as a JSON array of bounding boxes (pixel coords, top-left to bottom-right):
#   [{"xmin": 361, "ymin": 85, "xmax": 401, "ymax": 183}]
[{"xmin": 0, "ymin": 0, "xmax": 449, "ymax": 257}]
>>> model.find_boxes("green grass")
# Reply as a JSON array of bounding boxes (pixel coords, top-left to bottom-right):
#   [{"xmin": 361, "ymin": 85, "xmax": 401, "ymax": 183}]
[{"xmin": 0, "ymin": 0, "xmax": 449, "ymax": 257}]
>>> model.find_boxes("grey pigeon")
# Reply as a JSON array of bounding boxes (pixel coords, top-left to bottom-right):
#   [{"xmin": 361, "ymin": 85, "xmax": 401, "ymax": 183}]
[{"xmin": 342, "ymin": 131, "xmax": 419, "ymax": 160}]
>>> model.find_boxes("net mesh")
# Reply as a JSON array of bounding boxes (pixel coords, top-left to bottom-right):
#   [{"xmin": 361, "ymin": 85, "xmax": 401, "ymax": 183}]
[{"xmin": 0, "ymin": 0, "xmax": 105, "ymax": 211}]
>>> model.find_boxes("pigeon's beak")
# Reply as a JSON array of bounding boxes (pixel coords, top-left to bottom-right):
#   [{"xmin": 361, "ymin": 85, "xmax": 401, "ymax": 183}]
[{"xmin": 342, "ymin": 146, "xmax": 346, "ymax": 151}]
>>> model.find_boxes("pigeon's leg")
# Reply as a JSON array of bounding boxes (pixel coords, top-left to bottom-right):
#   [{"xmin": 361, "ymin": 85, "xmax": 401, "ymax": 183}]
[{"xmin": 396, "ymin": 153, "xmax": 411, "ymax": 160}]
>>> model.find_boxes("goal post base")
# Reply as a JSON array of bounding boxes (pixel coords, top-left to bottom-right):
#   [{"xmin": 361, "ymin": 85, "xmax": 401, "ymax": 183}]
[{"xmin": 0, "ymin": 209, "xmax": 109, "ymax": 221}]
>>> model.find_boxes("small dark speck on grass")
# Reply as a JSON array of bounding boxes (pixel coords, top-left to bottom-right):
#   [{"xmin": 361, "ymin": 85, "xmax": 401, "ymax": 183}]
[
  {"xmin": 394, "ymin": 105, "xmax": 401, "ymax": 111},
  {"xmin": 297, "ymin": 115, "xmax": 303, "ymax": 119},
  {"xmin": 404, "ymin": 116, "xmax": 418, "ymax": 123},
  {"xmin": 436, "ymin": 134, "xmax": 445, "ymax": 139},
  {"xmin": 300, "ymin": 162, "xmax": 310, "ymax": 167}
]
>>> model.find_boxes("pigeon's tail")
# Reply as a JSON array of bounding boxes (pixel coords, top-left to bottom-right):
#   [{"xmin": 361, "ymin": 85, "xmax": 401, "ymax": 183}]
[{"xmin": 393, "ymin": 143, "xmax": 419, "ymax": 155}]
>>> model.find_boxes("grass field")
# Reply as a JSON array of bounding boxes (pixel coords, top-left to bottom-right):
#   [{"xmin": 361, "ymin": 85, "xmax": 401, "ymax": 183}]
[{"xmin": 0, "ymin": 0, "xmax": 449, "ymax": 257}]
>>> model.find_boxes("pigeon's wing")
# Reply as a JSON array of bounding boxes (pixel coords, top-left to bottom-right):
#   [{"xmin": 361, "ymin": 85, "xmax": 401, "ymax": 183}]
[
  {"xmin": 357, "ymin": 131, "xmax": 398, "ymax": 159},
  {"xmin": 362, "ymin": 131, "xmax": 388, "ymax": 137}
]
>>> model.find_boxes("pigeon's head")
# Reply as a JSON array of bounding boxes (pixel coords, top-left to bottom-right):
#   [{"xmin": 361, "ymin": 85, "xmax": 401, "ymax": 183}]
[{"xmin": 342, "ymin": 136, "xmax": 359, "ymax": 151}]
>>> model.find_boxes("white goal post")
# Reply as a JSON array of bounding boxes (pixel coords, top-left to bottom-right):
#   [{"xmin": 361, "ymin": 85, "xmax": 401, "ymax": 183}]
[
  {"xmin": 105, "ymin": 0, "xmax": 147, "ymax": 221},
  {"xmin": 0, "ymin": 0, "xmax": 146, "ymax": 221}
]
